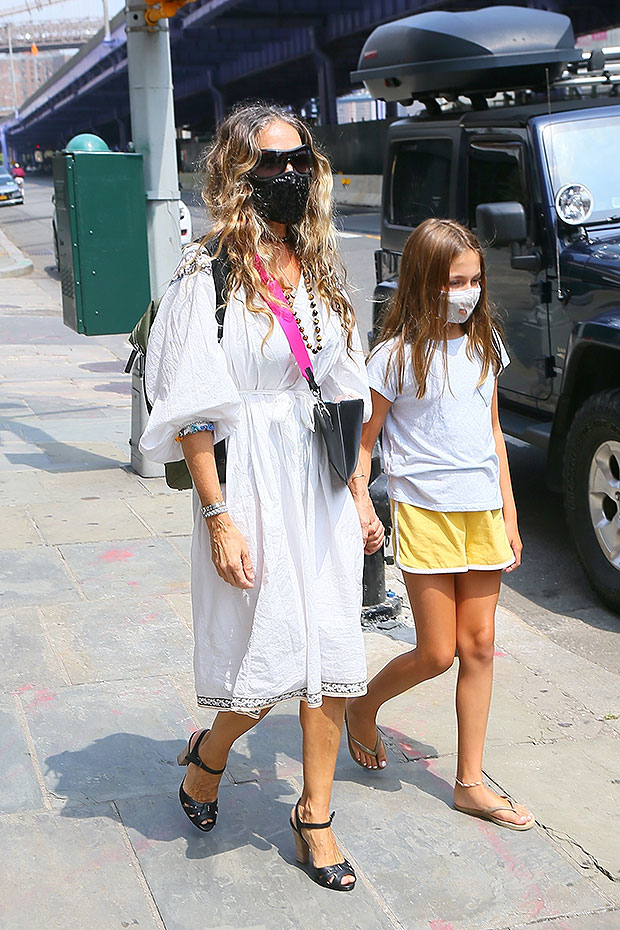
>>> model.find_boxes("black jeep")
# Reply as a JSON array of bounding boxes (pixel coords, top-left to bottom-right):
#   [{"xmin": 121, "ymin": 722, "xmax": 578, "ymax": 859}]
[{"xmin": 354, "ymin": 6, "xmax": 620, "ymax": 610}]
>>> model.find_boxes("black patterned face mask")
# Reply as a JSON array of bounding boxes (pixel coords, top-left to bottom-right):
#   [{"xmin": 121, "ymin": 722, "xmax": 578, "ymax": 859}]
[{"xmin": 250, "ymin": 172, "xmax": 311, "ymax": 226}]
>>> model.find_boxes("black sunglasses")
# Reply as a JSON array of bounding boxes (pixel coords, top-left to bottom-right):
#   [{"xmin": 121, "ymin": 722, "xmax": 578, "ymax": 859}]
[{"xmin": 251, "ymin": 145, "xmax": 313, "ymax": 179}]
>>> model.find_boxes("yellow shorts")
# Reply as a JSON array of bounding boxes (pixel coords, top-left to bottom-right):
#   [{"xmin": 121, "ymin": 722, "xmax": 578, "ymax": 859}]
[{"xmin": 392, "ymin": 501, "xmax": 515, "ymax": 574}]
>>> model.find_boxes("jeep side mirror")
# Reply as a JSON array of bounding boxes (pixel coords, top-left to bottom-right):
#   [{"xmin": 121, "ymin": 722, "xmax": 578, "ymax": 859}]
[{"xmin": 475, "ymin": 202, "xmax": 527, "ymax": 248}]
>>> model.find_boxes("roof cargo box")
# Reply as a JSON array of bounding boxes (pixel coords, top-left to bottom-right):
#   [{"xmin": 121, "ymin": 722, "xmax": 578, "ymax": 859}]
[{"xmin": 352, "ymin": 6, "xmax": 582, "ymax": 104}]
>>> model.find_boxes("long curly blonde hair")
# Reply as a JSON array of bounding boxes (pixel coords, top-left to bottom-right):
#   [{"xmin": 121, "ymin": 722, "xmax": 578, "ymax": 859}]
[
  {"xmin": 376, "ymin": 218, "xmax": 505, "ymax": 397},
  {"xmin": 198, "ymin": 102, "xmax": 355, "ymax": 349}
]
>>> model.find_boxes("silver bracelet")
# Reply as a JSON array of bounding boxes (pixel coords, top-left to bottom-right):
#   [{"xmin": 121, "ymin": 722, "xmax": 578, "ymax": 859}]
[{"xmin": 201, "ymin": 501, "xmax": 228, "ymax": 519}]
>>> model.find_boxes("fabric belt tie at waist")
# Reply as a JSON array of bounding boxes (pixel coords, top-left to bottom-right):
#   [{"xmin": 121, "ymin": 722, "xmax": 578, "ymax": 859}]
[{"xmin": 240, "ymin": 390, "xmax": 315, "ymax": 431}]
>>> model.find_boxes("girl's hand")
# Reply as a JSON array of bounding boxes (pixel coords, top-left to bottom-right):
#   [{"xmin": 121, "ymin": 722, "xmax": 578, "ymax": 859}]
[
  {"xmin": 503, "ymin": 515, "xmax": 522, "ymax": 573},
  {"xmin": 352, "ymin": 493, "xmax": 385, "ymax": 555},
  {"xmin": 206, "ymin": 514, "xmax": 255, "ymax": 589}
]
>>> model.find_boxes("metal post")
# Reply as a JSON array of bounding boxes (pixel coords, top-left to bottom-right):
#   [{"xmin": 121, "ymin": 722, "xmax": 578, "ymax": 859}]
[
  {"xmin": 102, "ymin": 0, "xmax": 112, "ymax": 43},
  {"xmin": 7, "ymin": 23, "xmax": 18, "ymax": 116},
  {"xmin": 361, "ymin": 451, "xmax": 402, "ymax": 624},
  {"xmin": 125, "ymin": 0, "xmax": 181, "ymax": 478}
]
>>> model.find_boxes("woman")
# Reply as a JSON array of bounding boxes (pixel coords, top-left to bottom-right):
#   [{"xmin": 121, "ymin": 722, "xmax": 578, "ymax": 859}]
[{"xmin": 140, "ymin": 102, "xmax": 384, "ymax": 890}]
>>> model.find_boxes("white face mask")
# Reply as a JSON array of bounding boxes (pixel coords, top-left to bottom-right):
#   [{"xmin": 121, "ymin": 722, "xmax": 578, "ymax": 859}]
[{"xmin": 442, "ymin": 285, "xmax": 481, "ymax": 324}]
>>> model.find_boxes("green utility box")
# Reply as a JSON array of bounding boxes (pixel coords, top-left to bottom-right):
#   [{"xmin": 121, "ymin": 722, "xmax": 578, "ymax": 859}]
[{"xmin": 52, "ymin": 137, "xmax": 151, "ymax": 335}]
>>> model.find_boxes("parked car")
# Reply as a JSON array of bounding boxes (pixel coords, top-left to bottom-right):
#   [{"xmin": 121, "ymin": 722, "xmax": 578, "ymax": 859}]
[
  {"xmin": 52, "ymin": 194, "xmax": 193, "ymax": 269},
  {"xmin": 355, "ymin": 7, "xmax": 620, "ymax": 610},
  {"xmin": 0, "ymin": 167, "xmax": 24, "ymax": 206}
]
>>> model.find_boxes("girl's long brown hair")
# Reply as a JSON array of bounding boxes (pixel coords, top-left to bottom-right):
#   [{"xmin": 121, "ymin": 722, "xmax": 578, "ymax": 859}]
[
  {"xmin": 197, "ymin": 102, "xmax": 355, "ymax": 349},
  {"xmin": 377, "ymin": 218, "xmax": 504, "ymax": 397}
]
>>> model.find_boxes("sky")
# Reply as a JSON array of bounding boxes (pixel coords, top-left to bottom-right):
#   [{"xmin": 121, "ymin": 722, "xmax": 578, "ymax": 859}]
[{"xmin": 0, "ymin": 0, "xmax": 125, "ymax": 24}]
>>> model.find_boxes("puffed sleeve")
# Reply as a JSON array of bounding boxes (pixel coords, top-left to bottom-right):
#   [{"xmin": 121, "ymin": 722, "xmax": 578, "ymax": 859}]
[
  {"xmin": 321, "ymin": 323, "xmax": 372, "ymax": 422},
  {"xmin": 138, "ymin": 261, "xmax": 241, "ymax": 464}
]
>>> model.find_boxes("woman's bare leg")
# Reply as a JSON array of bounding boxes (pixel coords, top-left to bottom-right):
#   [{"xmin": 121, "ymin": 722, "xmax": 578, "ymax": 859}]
[
  {"xmin": 453, "ymin": 570, "xmax": 532, "ymax": 825},
  {"xmin": 182, "ymin": 707, "xmax": 270, "ymax": 804},
  {"xmin": 294, "ymin": 697, "xmax": 354, "ymax": 884},
  {"xmin": 346, "ymin": 573, "xmax": 457, "ymax": 768}
]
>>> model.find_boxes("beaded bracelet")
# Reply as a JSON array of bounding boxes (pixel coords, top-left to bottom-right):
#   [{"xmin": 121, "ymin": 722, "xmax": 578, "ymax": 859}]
[{"xmin": 176, "ymin": 420, "xmax": 215, "ymax": 442}]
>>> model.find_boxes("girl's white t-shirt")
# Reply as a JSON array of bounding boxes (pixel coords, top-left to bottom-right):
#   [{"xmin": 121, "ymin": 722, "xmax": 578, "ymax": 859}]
[{"xmin": 367, "ymin": 335, "xmax": 510, "ymax": 513}]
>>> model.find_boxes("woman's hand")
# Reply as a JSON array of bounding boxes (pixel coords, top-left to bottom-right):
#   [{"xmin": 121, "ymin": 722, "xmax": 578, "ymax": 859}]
[
  {"xmin": 503, "ymin": 514, "xmax": 522, "ymax": 573},
  {"xmin": 352, "ymin": 491, "xmax": 385, "ymax": 555},
  {"xmin": 206, "ymin": 514, "xmax": 255, "ymax": 589}
]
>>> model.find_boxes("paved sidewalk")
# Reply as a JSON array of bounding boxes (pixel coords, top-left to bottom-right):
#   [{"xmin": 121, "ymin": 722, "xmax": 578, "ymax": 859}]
[
  {"xmin": 0, "ymin": 231, "xmax": 619, "ymax": 930},
  {"xmin": 0, "ymin": 224, "xmax": 33, "ymax": 277}
]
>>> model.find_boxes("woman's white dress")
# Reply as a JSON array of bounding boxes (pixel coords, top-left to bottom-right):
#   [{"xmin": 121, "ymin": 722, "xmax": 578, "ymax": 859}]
[{"xmin": 140, "ymin": 246, "xmax": 371, "ymax": 716}]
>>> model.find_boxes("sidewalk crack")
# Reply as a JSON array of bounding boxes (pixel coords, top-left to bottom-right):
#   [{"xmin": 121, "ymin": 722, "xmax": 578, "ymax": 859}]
[{"xmin": 484, "ymin": 770, "xmax": 618, "ymax": 884}]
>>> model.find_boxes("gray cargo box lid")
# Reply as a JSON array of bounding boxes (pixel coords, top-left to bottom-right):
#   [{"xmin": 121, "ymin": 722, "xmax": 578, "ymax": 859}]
[{"xmin": 352, "ymin": 6, "xmax": 582, "ymax": 103}]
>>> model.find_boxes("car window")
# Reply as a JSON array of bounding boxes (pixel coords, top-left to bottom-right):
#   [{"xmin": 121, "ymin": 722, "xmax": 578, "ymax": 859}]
[
  {"xmin": 390, "ymin": 139, "xmax": 452, "ymax": 227},
  {"xmin": 468, "ymin": 140, "xmax": 528, "ymax": 226},
  {"xmin": 0, "ymin": 170, "xmax": 12, "ymax": 179}
]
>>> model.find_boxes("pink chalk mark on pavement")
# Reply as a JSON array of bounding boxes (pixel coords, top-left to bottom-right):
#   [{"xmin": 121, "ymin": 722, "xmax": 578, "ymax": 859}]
[
  {"xmin": 429, "ymin": 920, "xmax": 457, "ymax": 930},
  {"xmin": 24, "ymin": 688, "xmax": 57, "ymax": 713},
  {"xmin": 139, "ymin": 612, "xmax": 158, "ymax": 624},
  {"xmin": 11, "ymin": 683, "xmax": 34, "ymax": 695},
  {"xmin": 128, "ymin": 581, "xmax": 139, "ymax": 587},
  {"xmin": 494, "ymin": 649, "xmax": 507, "ymax": 657},
  {"xmin": 99, "ymin": 548, "xmax": 134, "ymax": 562},
  {"xmin": 479, "ymin": 821, "xmax": 545, "ymax": 920}
]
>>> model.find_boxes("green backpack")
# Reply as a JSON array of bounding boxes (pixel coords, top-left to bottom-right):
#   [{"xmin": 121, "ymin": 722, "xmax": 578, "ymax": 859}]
[{"xmin": 126, "ymin": 240, "xmax": 231, "ymax": 490}]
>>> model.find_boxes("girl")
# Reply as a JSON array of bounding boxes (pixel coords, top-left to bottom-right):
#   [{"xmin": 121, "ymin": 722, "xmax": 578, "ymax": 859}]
[{"xmin": 346, "ymin": 218, "xmax": 534, "ymax": 830}]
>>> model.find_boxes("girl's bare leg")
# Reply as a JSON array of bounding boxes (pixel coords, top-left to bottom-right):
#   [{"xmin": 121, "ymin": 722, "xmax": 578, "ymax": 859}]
[
  {"xmin": 293, "ymin": 697, "xmax": 354, "ymax": 883},
  {"xmin": 453, "ymin": 570, "xmax": 532, "ymax": 825},
  {"xmin": 346, "ymin": 573, "xmax": 457, "ymax": 768}
]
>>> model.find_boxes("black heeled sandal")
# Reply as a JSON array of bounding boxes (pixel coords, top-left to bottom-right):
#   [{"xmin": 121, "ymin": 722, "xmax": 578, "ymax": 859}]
[
  {"xmin": 290, "ymin": 801, "xmax": 356, "ymax": 891},
  {"xmin": 177, "ymin": 729, "xmax": 225, "ymax": 833}
]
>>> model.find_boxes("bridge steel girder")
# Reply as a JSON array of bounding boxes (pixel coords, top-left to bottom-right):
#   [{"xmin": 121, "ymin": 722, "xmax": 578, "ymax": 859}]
[{"xmin": 4, "ymin": 0, "xmax": 619, "ymax": 149}]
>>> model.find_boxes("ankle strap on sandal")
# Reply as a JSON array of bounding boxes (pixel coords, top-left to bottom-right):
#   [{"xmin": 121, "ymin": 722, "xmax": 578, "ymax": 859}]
[
  {"xmin": 295, "ymin": 803, "xmax": 335, "ymax": 831},
  {"xmin": 186, "ymin": 730, "xmax": 226, "ymax": 776}
]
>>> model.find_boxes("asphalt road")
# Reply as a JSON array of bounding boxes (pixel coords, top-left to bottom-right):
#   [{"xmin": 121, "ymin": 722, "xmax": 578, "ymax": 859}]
[{"xmin": 4, "ymin": 175, "xmax": 619, "ymax": 673}]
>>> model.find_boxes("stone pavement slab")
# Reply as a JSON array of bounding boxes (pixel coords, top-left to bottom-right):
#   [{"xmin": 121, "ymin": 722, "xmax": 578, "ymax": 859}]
[
  {"xmin": 38, "ymin": 465, "xmax": 154, "ymax": 502},
  {"xmin": 0, "ymin": 695, "xmax": 44, "ymax": 813},
  {"xmin": 21, "ymin": 678, "xmax": 198, "ymax": 804},
  {"xmin": 128, "ymin": 494, "xmax": 194, "ymax": 537},
  {"xmin": 0, "ymin": 468, "xmax": 48, "ymax": 504},
  {"xmin": 332, "ymin": 753, "xmax": 612, "ymax": 930},
  {"xmin": 484, "ymin": 738, "xmax": 620, "ymax": 881},
  {"xmin": 0, "ymin": 504, "xmax": 41, "ymax": 547},
  {"xmin": 0, "ymin": 808, "xmax": 163, "ymax": 930},
  {"xmin": 31, "ymin": 497, "xmax": 152, "ymax": 545},
  {"xmin": 0, "ymin": 546, "xmax": 82, "ymax": 607},
  {"xmin": 44, "ymin": 594, "xmax": 194, "ymax": 685},
  {"xmin": 117, "ymin": 779, "xmax": 393, "ymax": 930},
  {"xmin": 0, "ymin": 606, "xmax": 69, "ymax": 692},
  {"xmin": 58, "ymin": 537, "xmax": 189, "ymax": 599}
]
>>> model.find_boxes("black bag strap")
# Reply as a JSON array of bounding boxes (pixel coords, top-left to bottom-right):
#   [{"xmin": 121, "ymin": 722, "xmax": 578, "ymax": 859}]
[{"xmin": 135, "ymin": 237, "xmax": 231, "ymax": 416}]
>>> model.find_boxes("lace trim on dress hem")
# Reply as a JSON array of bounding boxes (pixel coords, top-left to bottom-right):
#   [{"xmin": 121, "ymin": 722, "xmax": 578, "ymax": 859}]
[{"xmin": 196, "ymin": 680, "xmax": 367, "ymax": 712}]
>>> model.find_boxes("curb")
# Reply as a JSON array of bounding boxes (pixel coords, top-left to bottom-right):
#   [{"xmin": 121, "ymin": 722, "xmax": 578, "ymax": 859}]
[{"xmin": 0, "ymin": 225, "xmax": 33, "ymax": 278}]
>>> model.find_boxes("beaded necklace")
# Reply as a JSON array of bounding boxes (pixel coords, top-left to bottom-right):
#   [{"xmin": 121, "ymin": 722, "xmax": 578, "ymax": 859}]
[{"xmin": 283, "ymin": 269, "xmax": 322, "ymax": 354}]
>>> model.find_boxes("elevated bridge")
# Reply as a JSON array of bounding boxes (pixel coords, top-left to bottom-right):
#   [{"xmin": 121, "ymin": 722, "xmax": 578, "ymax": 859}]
[
  {"xmin": 0, "ymin": 19, "xmax": 102, "ymax": 54},
  {"xmin": 2, "ymin": 0, "xmax": 618, "ymax": 157}
]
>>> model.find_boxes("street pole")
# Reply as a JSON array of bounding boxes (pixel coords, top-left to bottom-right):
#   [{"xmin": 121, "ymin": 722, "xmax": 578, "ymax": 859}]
[
  {"xmin": 102, "ymin": 0, "xmax": 112, "ymax": 44},
  {"xmin": 7, "ymin": 23, "xmax": 18, "ymax": 116},
  {"xmin": 125, "ymin": 0, "xmax": 181, "ymax": 477}
]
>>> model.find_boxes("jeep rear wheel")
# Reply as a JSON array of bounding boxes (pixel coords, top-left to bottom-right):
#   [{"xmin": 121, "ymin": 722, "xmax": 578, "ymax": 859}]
[{"xmin": 564, "ymin": 389, "xmax": 620, "ymax": 612}]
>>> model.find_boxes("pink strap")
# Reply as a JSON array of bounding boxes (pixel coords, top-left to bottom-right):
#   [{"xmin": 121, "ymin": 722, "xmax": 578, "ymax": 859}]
[{"xmin": 254, "ymin": 254, "xmax": 313, "ymax": 382}]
